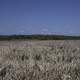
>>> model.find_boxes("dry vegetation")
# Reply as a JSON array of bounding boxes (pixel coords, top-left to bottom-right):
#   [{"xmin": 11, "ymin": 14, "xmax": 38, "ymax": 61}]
[{"xmin": 0, "ymin": 40, "xmax": 80, "ymax": 80}]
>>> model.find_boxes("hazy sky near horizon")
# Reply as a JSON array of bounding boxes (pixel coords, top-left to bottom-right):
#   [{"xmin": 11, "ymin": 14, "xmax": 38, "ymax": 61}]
[{"xmin": 0, "ymin": 0, "xmax": 80, "ymax": 35}]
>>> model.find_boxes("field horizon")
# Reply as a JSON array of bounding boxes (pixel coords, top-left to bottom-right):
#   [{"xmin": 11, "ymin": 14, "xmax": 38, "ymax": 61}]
[{"xmin": 0, "ymin": 34, "xmax": 80, "ymax": 40}]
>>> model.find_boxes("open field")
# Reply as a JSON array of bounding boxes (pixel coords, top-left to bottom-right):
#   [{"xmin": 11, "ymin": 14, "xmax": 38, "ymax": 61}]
[{"xmin": 0, "ymin": 40, "xmax": 80, "ymax": 80}]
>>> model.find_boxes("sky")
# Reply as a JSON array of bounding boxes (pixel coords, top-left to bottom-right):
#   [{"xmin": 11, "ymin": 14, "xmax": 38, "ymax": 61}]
[{"xmin": 0, "ymin": 0, "xmax": 80, "ymax": 35}]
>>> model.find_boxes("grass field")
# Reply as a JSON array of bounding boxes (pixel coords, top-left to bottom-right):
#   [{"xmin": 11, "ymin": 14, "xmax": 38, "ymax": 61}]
[{"xmin": 0, "ymin": 40, "xmax": 80, "ymax": 80}]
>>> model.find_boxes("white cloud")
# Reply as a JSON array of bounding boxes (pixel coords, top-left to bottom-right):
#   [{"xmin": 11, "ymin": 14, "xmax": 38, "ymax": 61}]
[
  {"xmin": 41, "ymin": 28, "xmax": 50, "ymax": 34},
  {"xmin": 19, "ymin": 30, "xmax": 25, "ymax": 34},
  {"xmin": 42, "ymin": 28, "xmax": 48, "ymax": 32}
]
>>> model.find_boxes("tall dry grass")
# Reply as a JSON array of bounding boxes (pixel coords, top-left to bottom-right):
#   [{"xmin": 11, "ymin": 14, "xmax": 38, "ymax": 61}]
[{"xmin": 0, "ymin": 40, "xmax": 80, "ymax": 80}]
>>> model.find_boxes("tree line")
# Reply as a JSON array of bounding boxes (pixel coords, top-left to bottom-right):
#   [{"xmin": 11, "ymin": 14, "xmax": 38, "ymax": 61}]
[{"xmin": 0, "ymin": 34, "xmax": 80, "ymax": 40}]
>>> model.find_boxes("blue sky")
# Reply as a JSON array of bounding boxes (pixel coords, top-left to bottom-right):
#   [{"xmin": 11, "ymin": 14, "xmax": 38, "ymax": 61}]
[{"xmin": 0, "ymin": 0, "xmax": 80, "ymax": 35}]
